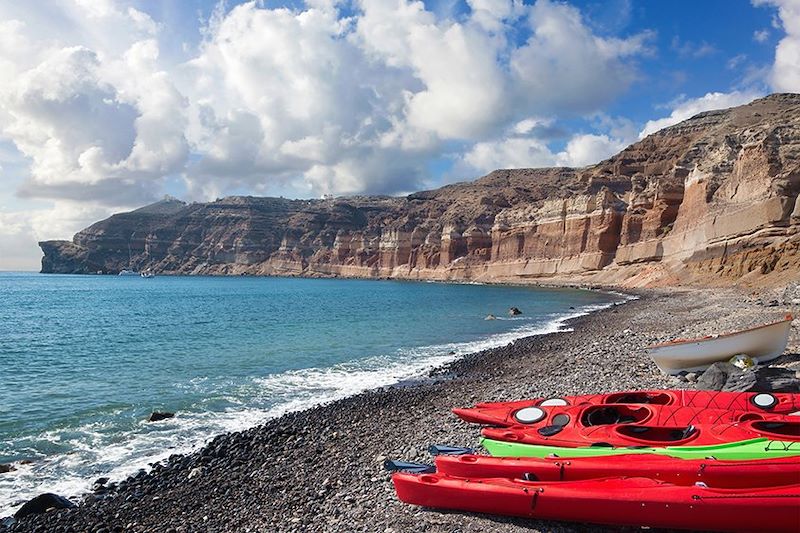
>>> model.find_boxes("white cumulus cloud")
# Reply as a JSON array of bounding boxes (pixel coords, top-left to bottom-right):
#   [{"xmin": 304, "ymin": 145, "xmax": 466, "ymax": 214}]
[
  {"xmin": 638, "ymin": 90, "xmax": 764, "ymax": 138},
  {"xmin": 461, "ymin": 117, "xmax": 634, "ymax": 173},
  {"xmin": 755, "ymin": 0, "xmax": 800, "ymax": 92},
  {"xmin": 0, "ymin": 2, "xmax": 187, "ymax": 205}
]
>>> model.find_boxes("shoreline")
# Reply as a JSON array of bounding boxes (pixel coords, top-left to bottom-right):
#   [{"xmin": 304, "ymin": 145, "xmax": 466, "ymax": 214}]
[
  {"xmin": 3, "ymin": 285, "xmax": 797, "ymax": 532},
  {"xmin": 0, "ymin": 281, "xmax": 626, "ymax": 519}
]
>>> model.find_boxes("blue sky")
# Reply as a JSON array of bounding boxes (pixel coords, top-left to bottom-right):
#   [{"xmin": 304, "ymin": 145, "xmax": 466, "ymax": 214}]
[{"xmin": 0, "ymin": 0, "xmax": 797, "ymax": 269}]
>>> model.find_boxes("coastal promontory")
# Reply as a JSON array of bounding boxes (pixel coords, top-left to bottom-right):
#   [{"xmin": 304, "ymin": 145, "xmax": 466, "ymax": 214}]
[{"xmin": 40, "ymin": 94, "xmax": 800, "ymax": 287}]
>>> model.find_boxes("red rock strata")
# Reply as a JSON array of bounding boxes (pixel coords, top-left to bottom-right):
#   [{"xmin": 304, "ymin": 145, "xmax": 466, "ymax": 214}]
[{"xmin": 40, "ymin": 94, "xmax": 800, "ymax": 287}]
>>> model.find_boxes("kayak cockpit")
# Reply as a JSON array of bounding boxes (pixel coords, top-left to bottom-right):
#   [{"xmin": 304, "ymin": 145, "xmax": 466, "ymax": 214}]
[{"xmin": 615, "ymin": 424, "xmax": 698, "ymax": 445}]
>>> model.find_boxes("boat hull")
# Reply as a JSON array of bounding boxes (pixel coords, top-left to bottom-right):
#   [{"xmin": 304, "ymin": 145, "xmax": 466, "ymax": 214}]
[
  {"xmin": 434, "ymin": 454, "xmax": 800, "ymax": 488},
  {"xmin": 454, "ymin": 390, "xmax": 800, "ymax": 426},
  {"xmin": 647, "ymin": 316, "xmax": 793, "ymax": 374},
  {"xmin": 481, "ymin": 437, "xmax": 800, "ymax": 460},
  {"xmin": 392, "ymin": 473, "xmax": 800, "ymax": 532},
  {"xmin": 481, "ymin": 418, "xmax": 800, "ymax": 448}
]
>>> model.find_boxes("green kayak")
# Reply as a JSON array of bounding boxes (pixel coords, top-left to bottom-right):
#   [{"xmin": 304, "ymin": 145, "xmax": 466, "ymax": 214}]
[{"xmin": 482, "ymin": 437, "xmax": 800, "ymax": 461}]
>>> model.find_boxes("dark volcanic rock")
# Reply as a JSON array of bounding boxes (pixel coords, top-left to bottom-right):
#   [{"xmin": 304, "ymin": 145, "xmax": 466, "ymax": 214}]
[
  {"xmin": 0, "ymin": 464, "xmax": 14, "ymax": 474},
  {"xmin": 148, "ymin": 411, "xmax": 175, "ymax": 422},
  {"xmin": 697, "ymin": 362, "xmax": 800, "ymax": 392},
  {"xmin": 696, "ymin": 362, "xmax": 735, "ymax": 390},
  {"xmin": 508, "ymin": 307, "xmax": 522, "ymax": 316},
  {"xmin": 14, "ymin": 493, "xmax": 75, "ymax": 519}
]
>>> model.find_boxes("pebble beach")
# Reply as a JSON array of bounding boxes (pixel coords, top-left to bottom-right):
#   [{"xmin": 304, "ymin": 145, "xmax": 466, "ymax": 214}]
[{"xmin": 3, "ymin": 286, "xmax": 798, "ymax": 533}]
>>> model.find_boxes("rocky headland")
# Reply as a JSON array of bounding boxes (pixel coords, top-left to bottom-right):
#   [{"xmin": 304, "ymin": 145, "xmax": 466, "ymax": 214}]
[{"xmin": 40, "ymin": 94, "xmax": 800, "ymax": 288}]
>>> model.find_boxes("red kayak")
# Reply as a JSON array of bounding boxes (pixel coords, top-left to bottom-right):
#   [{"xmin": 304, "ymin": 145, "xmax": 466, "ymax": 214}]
[
  {"xmin": 392, "ymin": 472, "xmax": 800, "ymax": 532},
  {"xmin": 482, "ymin": 418, "xmax": 800, "ymax": 448},
  {"xmin": 433, "ymin": 453, "xmax": 800, "ymax": 488},
  {"xmin": 454, "ymin": 390, "xmax": 800, "ymax": 426},
  {"xmin": 465, "ymin": 401, "xmax": 793, "ymax": 438}
]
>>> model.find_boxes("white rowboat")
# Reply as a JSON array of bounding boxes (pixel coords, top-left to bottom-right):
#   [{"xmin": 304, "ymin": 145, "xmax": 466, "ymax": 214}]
[{"xmin": 647, "ymin": 314, "xmax": 793, "ymax": 375}]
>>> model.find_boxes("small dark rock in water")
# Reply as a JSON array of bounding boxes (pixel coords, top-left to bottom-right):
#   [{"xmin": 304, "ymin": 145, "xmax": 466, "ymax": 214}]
[
  {"xmin": 94, "ymin": 477, "xmax": 110, "ymax": 486},
  {"xmin": 508, "ymin": 307, "xmax": 522, "ymax": 316},
  {"xmin": 14, "ymin": 493, "xmax": 76, "ymax": 518},
  {"xmin": 148, "ymin": 411, "xmax": 175, "ymax": 422},
  {"xmin": 0, "ymin": 463, "xmax": 15, "ymax": 474}
]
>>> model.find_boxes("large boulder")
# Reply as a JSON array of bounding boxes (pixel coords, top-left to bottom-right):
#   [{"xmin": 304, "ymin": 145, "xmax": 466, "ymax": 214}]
[
  {"xmin": 14, "ymin": 493, "xmax": 76, "ymax": 519},
  {"xmin": 697, "ymin": 362, "xmax": 800, "ymax": 392}
]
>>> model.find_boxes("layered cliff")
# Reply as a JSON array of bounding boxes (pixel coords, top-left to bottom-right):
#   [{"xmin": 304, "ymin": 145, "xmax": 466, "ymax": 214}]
[{"xmin": 40, "ymin": 94, "xmax": 800, "ymax": 287}]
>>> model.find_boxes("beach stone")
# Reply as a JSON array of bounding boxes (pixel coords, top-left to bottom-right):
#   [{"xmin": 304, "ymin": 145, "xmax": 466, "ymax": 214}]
[
  {"xmin": 782, "ymin": 283, "xmax": 800, "ymax": 305},
  {"xmin": 684, "ymin": 372, "xmax": 698, "ymax": 383},
  {"xmin": 696, "ymin": 363, "xmax": 733, "ymax": 390},
  {"xmin": 148, "ymin": 411, "xmax": 175, "ymax": 422},
  {"xmin": 14, "ymin": 493, "xmax": 76, "ymax": 519},
  {"xmin": 508, "ymin": 307, "xmax": 522, "ymax": 316},
  {"xmin": 0, "ymin": 463, "xmax": 15, "ymax": 474}
]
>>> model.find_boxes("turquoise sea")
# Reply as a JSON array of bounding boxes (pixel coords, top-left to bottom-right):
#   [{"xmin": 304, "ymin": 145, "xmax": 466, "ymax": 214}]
[{"xmin": 0, "ymin": 272, "xmax": 623, "ymax": 515}]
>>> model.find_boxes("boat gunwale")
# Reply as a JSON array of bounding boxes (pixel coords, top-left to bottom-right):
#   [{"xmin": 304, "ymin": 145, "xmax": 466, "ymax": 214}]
[{"xmin": 647, "ymin": 314, "xmax": 793, "ymax": 350}]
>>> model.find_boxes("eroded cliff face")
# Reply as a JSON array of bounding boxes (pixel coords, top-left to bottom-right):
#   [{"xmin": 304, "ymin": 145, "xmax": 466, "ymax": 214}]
[{"xmin": 40, "ymin": 94, "xmax": 800, "ymax": 287}]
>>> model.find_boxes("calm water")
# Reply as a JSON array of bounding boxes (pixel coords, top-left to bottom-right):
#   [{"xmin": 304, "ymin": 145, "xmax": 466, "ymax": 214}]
[{"xmin": 0, "ymin": 273, "xmax": 622, "ymax": 515}]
